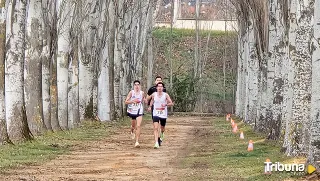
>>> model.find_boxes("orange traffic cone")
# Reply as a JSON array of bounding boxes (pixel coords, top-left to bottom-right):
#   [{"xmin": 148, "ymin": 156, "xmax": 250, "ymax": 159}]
[
  {"xmin": 240, "ymin": 131, "xmax": 244, "ymax": 139},
  {"xmin": 248, "ymin": 140, "xmax": 253, "ymax": 151},
  {"xmin": 232, "ymin": 124, "xmax": 238, "ymax": 133},
  {"xmin": 264, "ymin": 158, "xmax": 272, "ymax": 174}
]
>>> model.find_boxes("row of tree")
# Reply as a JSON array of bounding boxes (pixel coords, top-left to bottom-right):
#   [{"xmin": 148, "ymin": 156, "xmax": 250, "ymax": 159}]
[
  {"xmin": 0, "ymin": 0, "xmax": 161, "ymax": 145},
  {"xmin": 233, "ymin": 0, "xmax": 320, "ymax": 168}
]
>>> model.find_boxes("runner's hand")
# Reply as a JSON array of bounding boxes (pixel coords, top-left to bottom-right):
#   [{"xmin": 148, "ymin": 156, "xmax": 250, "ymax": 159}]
[
  {"xmin": 161, "ymin": 103, "xmax": 166, "ymax": 107},
  {"xmin": 147, "ymin": 106, "xmax": 151, "ymax": 111}
]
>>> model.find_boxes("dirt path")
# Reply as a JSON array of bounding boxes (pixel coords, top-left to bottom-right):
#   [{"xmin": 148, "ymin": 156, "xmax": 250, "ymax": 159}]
[{"xmin": 1, "ymin": 117, "xmax": 213, "ymax": 181}]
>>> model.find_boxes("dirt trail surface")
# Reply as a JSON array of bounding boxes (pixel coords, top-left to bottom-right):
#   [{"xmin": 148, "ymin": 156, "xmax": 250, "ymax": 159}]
[{"xmin": 0, "ymin": 117, "xmax": 213, "ymax": 181}]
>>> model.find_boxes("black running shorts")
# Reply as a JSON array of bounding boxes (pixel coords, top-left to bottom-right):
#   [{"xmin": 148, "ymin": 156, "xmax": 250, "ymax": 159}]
[
  {"xmin": 127, "ymin": 113, "xmax": 142, "ymax": 120},
  {"xmin": 152, "ymin": 116, "xmax": 167, "ymax": 127}
]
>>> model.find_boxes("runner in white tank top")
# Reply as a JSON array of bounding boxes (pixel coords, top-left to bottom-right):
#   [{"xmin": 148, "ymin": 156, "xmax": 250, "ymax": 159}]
[
  {"xmin": 127, "ymin": 90, "xmax": 144, "ymax": 115},
  {"xmin": 148, "ymin": 82, "xmax": 174, "ymax": 149},
  {"xmin": 152, "ymin": 92, "xmax": 168, "ymax": 119},
  {"xmin": 125, "ymin": 80, "xmax": 146, "ymax": 148}
]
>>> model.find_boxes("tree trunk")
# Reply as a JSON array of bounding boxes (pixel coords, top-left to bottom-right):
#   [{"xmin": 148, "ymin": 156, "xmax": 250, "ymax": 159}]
[
  {"xmin": 68, "ymin": 35, "xmax": 80, "ymax": 128},
  {"xmin": 113, "ymin": 0, "xmax": 125, "ymax": 119},
  {"xmin": 0, "ymin": 0, "xmax": 11, "ymax": 144},
  {"xmin": 194, "ymin": 0, "xmax": 200, "ymax": 79},
  {"xmin": 266, "ymin": 0, "xmax": 287, "ymax": 140},
  {"xmin": 307, "ymin": 0, "xmax": 320, "ymax": 169},
  {"xmin": 96, "ymin": 0, "xmax": 110, "ymax": 121},
  {"xmin": 243, "ymin": 26, "xmax": 250, "ymax": 122},
  {"xmin": 147, "ymin": 36, "xmax": 154, "ymax": 89},
  {"xmin": 108, "ymin": 1, "xmax": 115, "ymax": 121},
  {"xmin": 235, "ymin": 22, "xmax": 246, "ymax": 118},
  {"xmin": 57, "ymin": 0, "xmax": 72, "ymax": 129},
  {"xmin": 235, "ymin": 27, "xmax": 243, "ymax": 116},
  {"xmin": 285, "ymin": 0, "xmax": 313, "ymax": 156},
  {"xmin": 5, "ymin": 0, "xmax": 32, "ymax": 141},
  {"xmin": 245, "ymin": 17, "xmax": 258, "ymax": 125},
  {"xmin": 49, "ymin": 0, "xmax": 60, "ymax": 131},
  {"xmin": 41, "ymin": 42, "xmax": 52, "ymax": 131},
  {"xmin": 146, "ymin": 0, "xmax": 158, "ymax": 89},
  {"xmin": 282, "ymin": 0, "xmax": 296, "ymax": 152},
  {"xmin": 78, "ymin": 0, "xmax": 98, "ymax": 121},
  {"xmin": 24, "ymin": 0, "xmax": 45, "ymax": 135}
]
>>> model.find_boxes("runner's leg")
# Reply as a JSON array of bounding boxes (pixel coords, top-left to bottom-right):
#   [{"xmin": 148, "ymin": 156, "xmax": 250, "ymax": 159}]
[
  {"xmin": 131, "ymin": 115, "xmax": 137, "ymax": 139},
  {"xmin": 158, "ymin": 122, "xmax": 162, "ymax": 146},
  {"xmin": 153, "ymin": 117, "xmax": 160, "ymax": 148},
  {"xmin": 160, "ymin": 119, "xmax": 167, "ymax": 141},
  {"xmin": 135, "ymin": 115, "xmax": 142, "ymax": 146}
]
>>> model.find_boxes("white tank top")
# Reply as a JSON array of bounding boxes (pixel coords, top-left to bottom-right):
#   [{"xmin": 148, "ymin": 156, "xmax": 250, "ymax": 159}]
[
  {"xmin": 152, "ymin": 92, "xmax": 167, "ymax": 118},
  {"xmin": 127, "ymin": 90, "xmax": 143, "ymax": 115}
]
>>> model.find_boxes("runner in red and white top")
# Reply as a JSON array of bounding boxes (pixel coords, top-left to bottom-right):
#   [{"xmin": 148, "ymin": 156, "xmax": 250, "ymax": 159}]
[
  {"xmin": 125, "ymin": 80, "xmax": 146, "ymax": 148},
  {"xmin": 148, "ymin": 82, "xmax": 174, "ymax": 149}
]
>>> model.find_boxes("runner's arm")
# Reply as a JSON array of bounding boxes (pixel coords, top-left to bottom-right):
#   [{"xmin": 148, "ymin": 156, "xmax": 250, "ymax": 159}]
[
  {"xmin": 143, "ymin": 91, "xmax": 148, "ymax": 103},
  {"xmin": 165, "ymin": 94, "xmax": 174, "ymax": 106},
  {"xmin": 124, "ymin": 91, "xmax": 133, "ymax": 105},
  {"xmin": 147, "ymin": 94, "xmax": 154, "ymax": 111},
  {"xmin": 148, "ymin": 94, "xmax": 154, "ymax": 107},
  {"xmin": 146, "ymin": 87, "xmax": 153, "ymax": 102}
]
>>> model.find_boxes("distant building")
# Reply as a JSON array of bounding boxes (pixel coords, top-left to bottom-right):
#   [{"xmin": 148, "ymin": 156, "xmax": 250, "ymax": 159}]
[{"xmin": 155, "ymin": 0, "xmax": 237, "ymax": 31}]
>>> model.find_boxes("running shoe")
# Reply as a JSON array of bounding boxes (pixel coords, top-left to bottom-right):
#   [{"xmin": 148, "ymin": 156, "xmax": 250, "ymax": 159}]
[
  {"xmin": 135, "ymin": 142, "xmax": 140, "ymax": 148},
  {"xmin": 154, "ymin": 142, "xmax": 159, "ymax": 149}
]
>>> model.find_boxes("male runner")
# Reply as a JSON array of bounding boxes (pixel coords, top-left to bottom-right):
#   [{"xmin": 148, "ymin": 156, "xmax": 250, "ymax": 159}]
[
  {"xmin": 148, "ymin": 82, "xmax": 173, "ymax": 149},
  {"xmin": 146, "ymin": 76, "xmax": 167, "ymax": 145},
  {"xmin": 125, "ymin": 80, "xmax": 145, "ymax": 148}
]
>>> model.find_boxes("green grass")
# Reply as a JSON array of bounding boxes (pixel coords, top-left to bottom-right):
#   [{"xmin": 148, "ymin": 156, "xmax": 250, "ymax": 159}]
[
  {"xmin": 179, "ymin": 117, "xmax": 307, "ymax": 181},
  {"xmin": 0, "ymin": 118, "xmax": 131, "ymax": 171},
  {"xmin": 152, "ymin": 27, "xmax": 236, "ymax": 41}
]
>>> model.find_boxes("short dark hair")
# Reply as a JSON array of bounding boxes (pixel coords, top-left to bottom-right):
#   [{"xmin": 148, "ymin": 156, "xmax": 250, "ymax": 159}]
[
  {"xmin": 155, "ymin": 76, "xmax": 162, "ymax": 80},
  {"xmin": 133, "ymin": 80, "xmax": 140, "ymax": 84},
  {"xmin": 156, "ymin": 82, "xmax": 164, "ymax": 87}
]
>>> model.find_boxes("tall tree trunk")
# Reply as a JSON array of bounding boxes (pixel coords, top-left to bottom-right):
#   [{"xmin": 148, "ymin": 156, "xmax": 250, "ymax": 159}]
[
  {"xmin": 235, "ymin": 25, "xmax": 243, "ymax": 116},
  {"xmin": 68, "ymin": 36, "xmax": 80, "ymax": 128},
  {"xmin": 147, "ymin": 36, "xmax": 154, "ymax": 89},
  {"xmin": 25, "ymin": 0, "xmax": 45, "ymax": 135},
  {"xmin": 282, "ymin": 0, "xmax": 296, "ymax": 152},
  {"xmin": 307, "ymin": 0, "xmax": 320, "ymax": 169},
  {"xmin": 243, "ymin": 26, "xmax": 250, "ymax": 121},
  {"xmin": 235, "ymin": 19, "xmax": 248, "ymax": 118},
  {"xmin": 5, "ymin": 0, "xmax": 32, "ymax": 141},
  {"xmin": 49, "ymin": 0, "xmax": 60, "ymax": 131},
  {"xmin": 41, "ymin": 0, "xmax": 52, "ymax": 131},
  {"xmin": 255, "ymin": 1, "xmax": 277, "ymax": 133},
  {"xmin": 244, "ymin": 16, "xmax": 258, "ymax": 124},
  {"xmin": 41, "ymin": 40, "xmax": 52, "ymax": 131},
  {"xmin": 146, "ymin": 0, "xmax": 158, "ymax": 89},
  {"xmin": 285, "ymin": 0, "xmax": 313, "ymax": 156},
  {"xmin": 194, "ymin": 0, "xmax": 200, "ymax": 79},
  {"xmin": 67, "ymin": 2, "xmax": 80, "ymax": 127},
  {"xmin": 266, "ymin": 0, "xmax": 287, "ymax": 140},
  {"xmin": 98, "ymin": 43, "xmax": 110, "ymax": 121},
  {"xmin": 108, "ymin": 0, "xmax": 115, "ymax": 121},
  {"xmin": 0, "ymin": 0, "xmax": 11, "ymax": 144},
  {"xmin": 57, "ymin": 0, "xmax": 72, "ymax": 129},
  {"xmin": 113, "ymin": 0, "xmax": 125, "ymax": 119},
  {"xmin": 97, "ymin": 0, "xmax": 110, "ymax": 121},
  {"xmin": 78, "ymin": 0, "xmax": 98, "ymax": 121}
]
